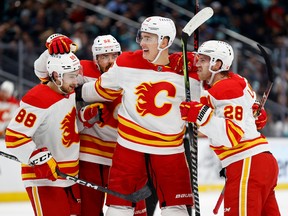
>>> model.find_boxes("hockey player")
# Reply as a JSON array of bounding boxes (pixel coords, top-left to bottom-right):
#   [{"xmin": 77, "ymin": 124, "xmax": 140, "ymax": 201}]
[
  {"xmin": 180, "ymin": 40, "xmax": 280, "ymax": 215},
  {"xmin": 77, "ymin": 35, "xmax": 148, "ymax": 216},
  {"xmin": 76, "ymin": 35, "xmax": 125, "ymax": 216},
  {"xmin": 0, "ymin": 81, "xmax": 19, "ymax": 137},
  {"xmin": 35, "ymin": 34, "xmax": 148, "ymax": 216},
  {"xmin": 5, "ymin": 52, "xmax": 82, "ymax": 216},
  {"xmin": 79, "ymin": 16, "xmax": 200, "ymax": 216}
]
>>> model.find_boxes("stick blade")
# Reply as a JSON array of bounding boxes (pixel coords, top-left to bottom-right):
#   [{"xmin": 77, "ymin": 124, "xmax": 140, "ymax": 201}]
[
  {"xmin": 182, "ymin": 7, "xmax": 214, "ymax": 36},
  {"xmin": 257, "ymin": 43, "xmax": 274, "ymax": 83}
]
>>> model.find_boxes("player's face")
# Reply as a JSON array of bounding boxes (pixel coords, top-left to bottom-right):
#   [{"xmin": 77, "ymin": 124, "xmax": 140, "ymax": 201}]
[
  {"xmin": 138, "ymin": 32, "xmax": 159, "ymax": 62},
  {"xmin": 61, "ymin": 69, "xmax": 81, "ymax": 93},
  {"xmin": 0, "ymin": 90, "xmax": 10, "ymax": 101},
  {"xmin": 196, "ymin": 54, "xmax": 212, "ymax": 82},
  {"xmin": 97, "ymin": 52, "xmax": 119, "ymax": 72}
]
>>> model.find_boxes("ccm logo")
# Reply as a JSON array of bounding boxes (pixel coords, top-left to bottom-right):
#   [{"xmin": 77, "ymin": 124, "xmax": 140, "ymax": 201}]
[{"xmin": 32, "ymin": 152, "xmax": 52, "ymax": 165}]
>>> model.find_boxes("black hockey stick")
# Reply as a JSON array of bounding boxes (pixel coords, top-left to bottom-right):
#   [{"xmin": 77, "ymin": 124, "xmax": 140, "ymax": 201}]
[
  {"xmin": 254, "ymin": 43, "xmax": 274, "ymax": 117},
  {"xmin": 0, "ymin": 151, "xmax": 151, "ymax": 203},
  {"xmin": 181, "ymin": 7, "xmax": 214, "ymax": 216}
]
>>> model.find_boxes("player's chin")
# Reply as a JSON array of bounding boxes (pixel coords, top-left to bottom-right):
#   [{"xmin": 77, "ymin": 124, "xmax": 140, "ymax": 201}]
[
  {"xmin": 68, "ymin": 86, "xmax": 77, "ymax": 93},
  {"xmin": 143, "ymin": 52, "xmax": 154, "ymax": 62}
]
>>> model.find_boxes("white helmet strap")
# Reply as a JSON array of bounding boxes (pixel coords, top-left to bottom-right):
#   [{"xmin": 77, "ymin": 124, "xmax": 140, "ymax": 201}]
[
  {"xmin": 207, "ymin": 58, "xmax": 226, "ymax": 85},
  {"xmin": 51, "ymin": 72, "xmax": 68, "ymax": 95},
  {"xmin": 151, "ymin": 39, "xmax": 169, "ymax": 64}
]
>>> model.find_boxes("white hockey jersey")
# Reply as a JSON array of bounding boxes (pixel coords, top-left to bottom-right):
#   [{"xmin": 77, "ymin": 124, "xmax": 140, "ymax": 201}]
[
  {"xmin": 199, "ymin": 72, "xmax": 270, "ymax": 167},
  {"xmin": 82, "ymin": 50, "xmax": 200, "ymax": 155},
  {"xmin": 5, "ymin": 84, "xmax": 80, "ymax": 188}
]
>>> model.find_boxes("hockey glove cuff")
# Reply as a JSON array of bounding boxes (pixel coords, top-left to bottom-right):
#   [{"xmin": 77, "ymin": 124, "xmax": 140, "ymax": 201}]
[
  {"xmin": 180, "ymin": 101, "xmax": 213, "ymax": 126},
  {"xmin": 78, "ymin": 103, "xmax": 107, "ymax": 127},
  {"xmin": 29, "ymin": 147, "xmax": 58, "ymax": 181}
]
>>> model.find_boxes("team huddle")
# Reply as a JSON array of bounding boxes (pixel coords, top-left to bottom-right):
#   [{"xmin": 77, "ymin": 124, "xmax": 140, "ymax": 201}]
[{"xmin": 4, "ymin": 15, "xmax": 280, "ymax": 216}]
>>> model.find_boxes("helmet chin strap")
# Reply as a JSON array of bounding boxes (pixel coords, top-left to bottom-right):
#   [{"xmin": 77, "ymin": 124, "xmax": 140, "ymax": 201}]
[
  {"xmin": 150, "ymin": 42, "xmax": 169, "ymax": 64},
  {"xmin": 207, "ymin": 59, "xmax": 225, "ymax": 85},
  {"xmin": 207, "ymin": 67, "xmax": 225, "ymax": 85},
  {"xmin": 151, "ymin": 48, "xmax": 163, "ymax": 64},
  {"xmin": 52, "ymin": 78, "xmax": 68, "ymax": 95}
]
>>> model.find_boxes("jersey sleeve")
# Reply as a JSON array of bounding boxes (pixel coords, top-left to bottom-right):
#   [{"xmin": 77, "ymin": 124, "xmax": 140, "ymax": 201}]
[
  {"xmin": 34, "ymin": 50, "xmax": 49, "ymax": 81},
  {"xmin": 82, "ymin": 63, "xmax": 122, "ymax": 103},
  {"xmin": 5, "ymin": 101, "xmax": 48, "ymax": 164},
  {"xmin": 198, "ymin": 87, "xmax": 245, "ymax": 148},
  {"xmin": 199, "ymin": 114, "xmax": 244, "ymax": 148}
]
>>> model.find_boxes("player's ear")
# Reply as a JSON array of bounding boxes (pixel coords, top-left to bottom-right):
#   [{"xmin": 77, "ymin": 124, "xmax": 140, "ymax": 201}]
[
  {"xmin": 215, "ymin": 60, "xmax": 223, "ymax": 70},
  {"xmin": 51, "ymin": 71, "xmax": 59, "ymax": 82},
  {"xmin": 160, "ymin": 36, "xmax": 169, "ymax": 49}
]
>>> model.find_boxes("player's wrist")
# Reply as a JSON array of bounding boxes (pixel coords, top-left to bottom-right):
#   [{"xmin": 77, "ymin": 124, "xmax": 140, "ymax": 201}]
[{"xmin": 196, "ymin": 105, "xmax": 212, "ymax": 126}]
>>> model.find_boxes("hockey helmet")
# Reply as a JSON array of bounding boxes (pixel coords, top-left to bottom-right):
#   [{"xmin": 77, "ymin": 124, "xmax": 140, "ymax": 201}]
[
  {"xmin": 136, "ymin": 16, "xmax": 176, "ymax": 48},
  {"xmin": 0, "ymin": 81, "xmax": 14, "ymax": 97},
  {"xmin": 92, "ymin": 35, "xmax": 121, "ymax": 58},
  {"xmin": 47, "ymin": 52, "xmax": 81, "ymax": 79},
  {"xmin": 197, "ymin": 40, "xmax": 234, "ymax": 71}
]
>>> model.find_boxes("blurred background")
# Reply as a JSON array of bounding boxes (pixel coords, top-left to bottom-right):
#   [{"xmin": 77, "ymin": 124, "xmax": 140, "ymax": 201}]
[{"xmin": 0, "ymin": 0, "xmax": 287, "ymax": 137}]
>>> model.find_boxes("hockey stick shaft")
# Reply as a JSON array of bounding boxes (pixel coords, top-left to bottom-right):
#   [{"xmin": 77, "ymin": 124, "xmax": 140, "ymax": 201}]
[
  {"xmin": 194, "ymin": 0, "xmax": 200, "ymax": 50},
  {"xmin": 181, "ymin": 7, "xmax": 213, "ymax": 216},
  {"xmin": 182, "ymin": 28, "xmax": 198, "ymax": 216},
  {"xmin": 0, "ymin": 151, "xmax": 151, "ymax": 203},
  {"xmin": 192, "ymin": 1, "xmax": 200, "ymax": 215},
  {"xmin": 213, "ymin": 185, "xmax": 225, "ymax": 214},
  {"xmin": 255, "ymin": 43, "xmax": 274, "ymax": 116}
]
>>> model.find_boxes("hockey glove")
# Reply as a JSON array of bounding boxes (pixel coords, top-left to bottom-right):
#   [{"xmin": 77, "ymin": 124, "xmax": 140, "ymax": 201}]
[
  {"xmin": 46, "ymin": 33, "xmax": 78, "ymax": 55},
  {"xmin": 29, "ymin": 147, "xmax": 58, "ymax": 181},
  {"xmin": 78, "ymin": 103, "xmax": 108, "ymax": 127},
  {"xmin": 180, "ymin": 101, "xmax": 213, "ymax": 126},
  {"xmin": 169, "ymin": 52, "xmax": 198, "ymax": 74},
  {"xmin": 252, "ymin": 102, "xmax": 267, "ymax": 130}
]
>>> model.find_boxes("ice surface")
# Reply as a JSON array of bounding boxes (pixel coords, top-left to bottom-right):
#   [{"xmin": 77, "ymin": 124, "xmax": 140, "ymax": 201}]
[{"xmin": 0, "ymin": 190, "xmax": 287, "ymax": 216}]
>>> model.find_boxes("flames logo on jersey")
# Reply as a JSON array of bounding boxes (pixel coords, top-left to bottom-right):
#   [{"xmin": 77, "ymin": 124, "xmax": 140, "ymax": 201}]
[
  {"xmin": 60, "ymin": 107, "xmax": 79, "ymax": 147},
  {"xmin": 135, "ymin": 81, "xmax": 176, "ymax": 116}
]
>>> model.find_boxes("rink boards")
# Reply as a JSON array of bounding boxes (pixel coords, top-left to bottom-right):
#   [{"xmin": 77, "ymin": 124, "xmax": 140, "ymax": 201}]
[{"xmin": 0, "ymin": 138, "xmax": 288, "ymax": 202}]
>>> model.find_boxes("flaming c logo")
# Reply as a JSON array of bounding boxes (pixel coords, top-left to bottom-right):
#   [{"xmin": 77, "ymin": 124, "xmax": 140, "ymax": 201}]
[
  {"xmin": 135, "ymin": 81, "xmax": 176, "ymax": 116},
  {"xmin": 60, "ymin": 107, "xmax": 80, "ymax": 147}
]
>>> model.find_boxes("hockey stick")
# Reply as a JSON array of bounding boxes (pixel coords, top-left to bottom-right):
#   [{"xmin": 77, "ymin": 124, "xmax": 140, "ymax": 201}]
[
  {"xmin": 193, "ymin": 0, "xmax": 200, "ymax": 51},
  {"xmin": 0, "ymin": 151, "xmax": 151, "ymax": 203},
  {"xmin": 181, "ymin": 6, "xmax": 214, "ymax": 216},
  {"xmin": 213, "ymin": 44, "xmax": 275, "ymax": 214},
  {"xmin": 191, "ymin": 1, "xmax": 200, "ymax": 215},
  {"xmin": 254, "ymin": 43, "xmax": 274, "ymax": 117},
  {"xmin": 213, "ymin": 185, "xmax": 225, "ymax": 215}
]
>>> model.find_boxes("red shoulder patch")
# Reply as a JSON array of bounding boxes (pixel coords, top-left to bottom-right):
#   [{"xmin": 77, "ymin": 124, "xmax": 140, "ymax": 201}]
[
  {"xmin": 22, "ymin": 84, "xmax": 69, "ymax": 108},
  {"xmin": 116, "ymin": 50, "xmax": 150, "ymax": 69},
  {"xmin": 208, "ymin": 73, "xmax": 246, "ymax": 100},
  {"xmin": 80, "ymin": 60, "xmax": 100, "ymax": 78},
  {"xmin": 116, "ymin": 50, "xmax": 183, "ymax": 73}
]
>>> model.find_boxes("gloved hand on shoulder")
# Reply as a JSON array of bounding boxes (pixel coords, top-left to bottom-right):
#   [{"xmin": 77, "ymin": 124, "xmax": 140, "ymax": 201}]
[
  {"xmin": 169, "ymin": 52, "xmax": 198, "ymax": 74},
  {"xmin": 29, "ymin": 147, "xmax": 58, "ymax": 181},
  {"xmin": 46, "ymin": 33, "xmax": 78, "ymax": 55}
]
